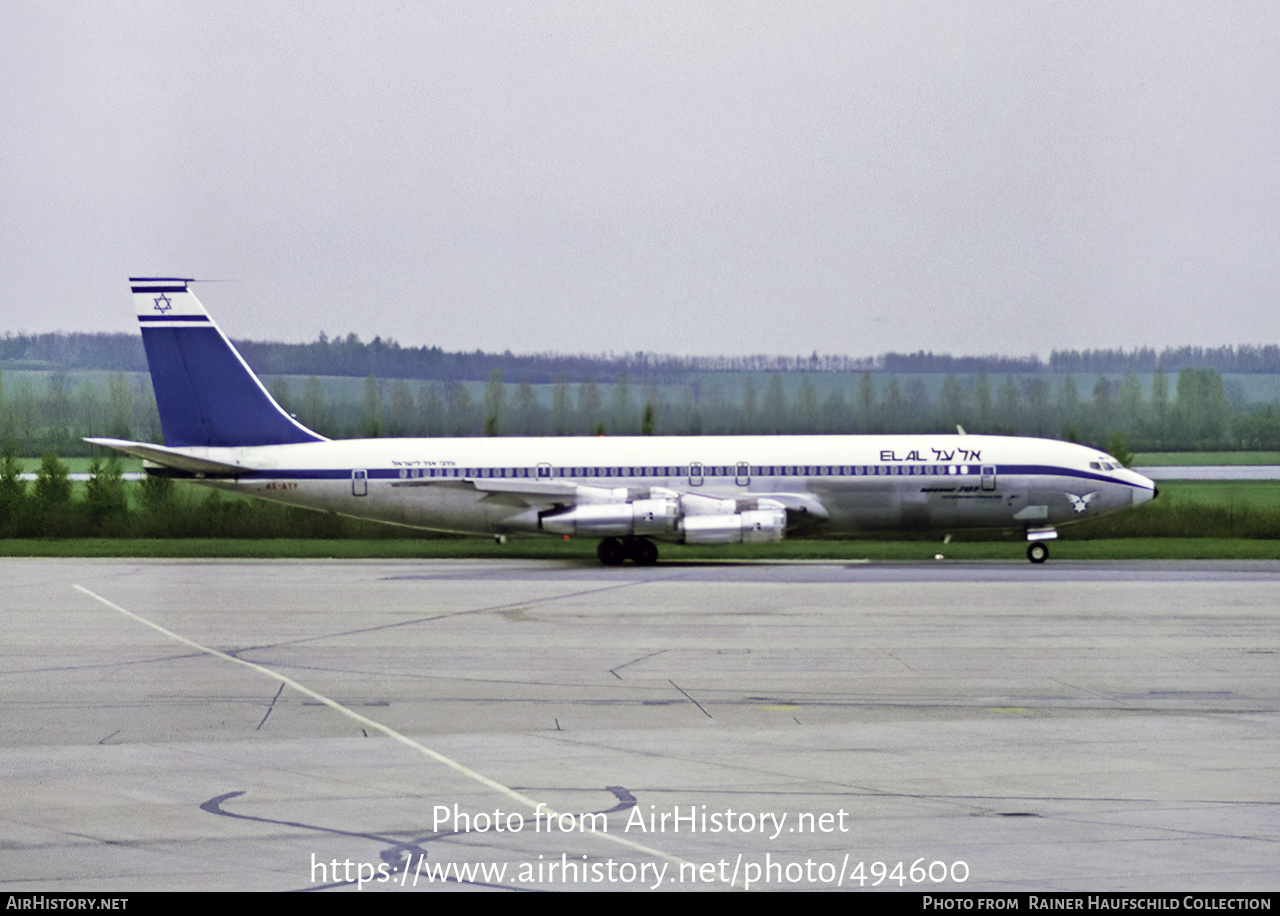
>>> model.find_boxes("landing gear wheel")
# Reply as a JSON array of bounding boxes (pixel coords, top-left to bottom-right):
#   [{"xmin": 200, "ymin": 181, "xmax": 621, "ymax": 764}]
[
  {"xmin": 1027, "ymin": 542, "xmax": 1049, "ymax": 564},
  {"xmin": 629, "ymin": 537, "xmax": 659, "ymax": 566},
  {"xmin": 597, "ymin": 538, "xmax": 627, "ymax": 566}
]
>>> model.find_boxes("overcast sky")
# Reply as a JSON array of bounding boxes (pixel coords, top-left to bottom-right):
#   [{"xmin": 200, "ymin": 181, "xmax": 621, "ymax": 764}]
[{"xmin": 3, "ymin": 2, "xmax": 1278, "ymax": 360}]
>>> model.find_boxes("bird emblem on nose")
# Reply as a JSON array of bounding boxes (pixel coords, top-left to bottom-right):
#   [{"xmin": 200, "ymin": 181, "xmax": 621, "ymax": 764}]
[{"xmin": 1065, "ymin": 491, "xmax": 1097, "ymax": 513}]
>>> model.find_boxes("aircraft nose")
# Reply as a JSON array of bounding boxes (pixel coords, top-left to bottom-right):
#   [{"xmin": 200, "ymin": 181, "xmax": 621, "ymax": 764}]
[{"xmin": 1131, "ymin": 473, "xmax": 1157, "ymax": 505}]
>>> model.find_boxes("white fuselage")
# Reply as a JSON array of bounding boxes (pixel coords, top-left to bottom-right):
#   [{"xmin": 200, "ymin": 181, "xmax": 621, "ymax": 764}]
[{"xmin": 156, "ymin": 433, "xmax": 1156, "ymax": 541}]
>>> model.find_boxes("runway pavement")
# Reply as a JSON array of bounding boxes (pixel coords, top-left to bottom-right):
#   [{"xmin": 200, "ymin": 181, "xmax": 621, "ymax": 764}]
[{"xmin": 2, "ymin": 558, "xmax": 1277, "ymax": 892}]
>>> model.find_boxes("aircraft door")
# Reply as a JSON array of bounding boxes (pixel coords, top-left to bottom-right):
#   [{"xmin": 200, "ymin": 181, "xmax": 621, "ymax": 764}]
[
  {"xmin": 352, "ymin": 468, "xmax": 368, "ymax": 497},
  {"xmin": 689, "ymin": 461, "xmax": 704, "ymax": 487},
  {"xmin": 981, "ymin": 465, "xmax": 996, "ymax": 491},
  {"xmin": 735, "ymin": 461, "xmax": 751, "ymax": 486},
  {"xmin": 537, "ymin": 463, "xmax": 552, "ymax": 480}
]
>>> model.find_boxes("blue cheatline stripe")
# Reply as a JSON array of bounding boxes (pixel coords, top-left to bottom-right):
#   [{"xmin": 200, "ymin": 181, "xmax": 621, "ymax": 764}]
[
  {"xmin": 148, "ymin": 463, "xmax": 1152, "ymax": 489},
  {"xmin": 131, "ymin": 285, "xmax": 189, "ymax": 293},
  {"xmin": 1001, "ymin": 465, "xmax": 1152, "ymax": 489},
  {"xmin": 138, "ymin": 315, "xmax": 211, "ymax": 323}
]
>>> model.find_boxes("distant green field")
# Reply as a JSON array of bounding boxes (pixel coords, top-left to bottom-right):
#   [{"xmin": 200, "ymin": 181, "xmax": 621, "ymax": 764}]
[
  {"xmin": 1133, "ymin": 451, "xmax": 1280, "ymax": 466},
  {"xmin": 18, "ymin": 457, "xmax": 145, "ymax": 474},
  {"xmin": 1151, "ymin": 479, "xmax": 1280, "ymax": 507}
]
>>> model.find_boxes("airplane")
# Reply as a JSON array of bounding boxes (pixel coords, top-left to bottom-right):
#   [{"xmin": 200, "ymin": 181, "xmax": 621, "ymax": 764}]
[{"xmin": 87, "ymin": 277, "xmax": 1158, "ymax": 565}]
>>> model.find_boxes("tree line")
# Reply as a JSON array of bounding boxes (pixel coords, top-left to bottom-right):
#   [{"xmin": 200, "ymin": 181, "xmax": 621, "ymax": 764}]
[
  {"xmin": 4, "ymin": 365, "xmax": 1254, "ymax": 455},
  {"xmin": 3, "ymin": 359, "xmax": 1280, "ymax": 458},
  {"xmin": 11, "ymin": 329, "xmax": 1280, "ymax": 381},
  {"xmin": 322, "ymin": 366, "xmax": 1268, "ymax": 453}
]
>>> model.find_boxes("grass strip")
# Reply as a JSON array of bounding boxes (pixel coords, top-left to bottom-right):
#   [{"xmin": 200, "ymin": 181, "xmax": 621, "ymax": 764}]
[
  {"xmin": 4, "ymin": 537, "xmax": 1279, "ymax": 561},
  {"xmin": 1133, "ymin": 451, "xmax": 1280, "ymax": 466}
]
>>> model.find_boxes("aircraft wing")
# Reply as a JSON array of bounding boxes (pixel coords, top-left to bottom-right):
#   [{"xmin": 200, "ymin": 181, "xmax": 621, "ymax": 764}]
[
  {"xmin": 392, "ymin": 476, "xmax": 610, "ymax": 503},
  {"xmin": 394, "ymin": 476, "xmax": 830, "ymax": 524},
  {"xmin": 394, "ymin": 474, "xmax": 830, "ymax": 511},
  {"xmin": 748, "ymin": 491, "xmax": 831, "ymax": 520}
]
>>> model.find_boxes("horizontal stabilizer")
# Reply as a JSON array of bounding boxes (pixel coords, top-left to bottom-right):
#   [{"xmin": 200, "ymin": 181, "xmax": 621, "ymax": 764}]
[{"xmin": 85, "ymin": 438, "xmax": 247, "ymax": 476}]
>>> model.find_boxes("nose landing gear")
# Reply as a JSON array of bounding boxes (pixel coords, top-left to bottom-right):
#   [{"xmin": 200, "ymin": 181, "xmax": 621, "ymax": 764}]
[{"xmin": 1025, "ymin": 527, "xmax": 1056, "ymax": 564}]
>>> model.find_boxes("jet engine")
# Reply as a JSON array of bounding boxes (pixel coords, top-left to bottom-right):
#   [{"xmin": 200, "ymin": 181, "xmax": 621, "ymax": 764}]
[
  {"xmin": 680, "ymin": 507, "xmax": 787, "ymax": 544},
  {"xmin": 540, "ymin": 497, "xmax": 680, "ymax": 537},
  {"xmin": 539, "ymin": 490, "xmax": 786, "ymax": 544}
]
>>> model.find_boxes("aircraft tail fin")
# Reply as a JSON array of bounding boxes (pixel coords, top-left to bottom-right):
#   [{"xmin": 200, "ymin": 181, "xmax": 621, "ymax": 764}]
[{"xmin": 130, "ymin": 277, "xmax": 327, "ymax": 447}]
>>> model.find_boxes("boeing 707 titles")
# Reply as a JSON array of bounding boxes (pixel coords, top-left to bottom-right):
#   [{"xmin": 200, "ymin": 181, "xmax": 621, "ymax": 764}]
[{"xmin": 88, "ymin": 279, "xmax": 1157, "ymax": 564}]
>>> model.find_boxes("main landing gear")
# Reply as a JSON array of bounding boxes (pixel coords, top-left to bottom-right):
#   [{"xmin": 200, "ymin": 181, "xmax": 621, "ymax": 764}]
[
  {"xmin": 597, "ymin": 536, "xmax": 659, "ymax": 566},
  {"xmin": 1027, "ymin": 542, "xmax": 1049, "ymax": 564}
]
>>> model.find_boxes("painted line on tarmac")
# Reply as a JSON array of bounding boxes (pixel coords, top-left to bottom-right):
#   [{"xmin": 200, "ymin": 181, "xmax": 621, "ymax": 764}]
[{"xmin": 72, "ymin": 584, "xmax": 698, "ymax": 878}]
